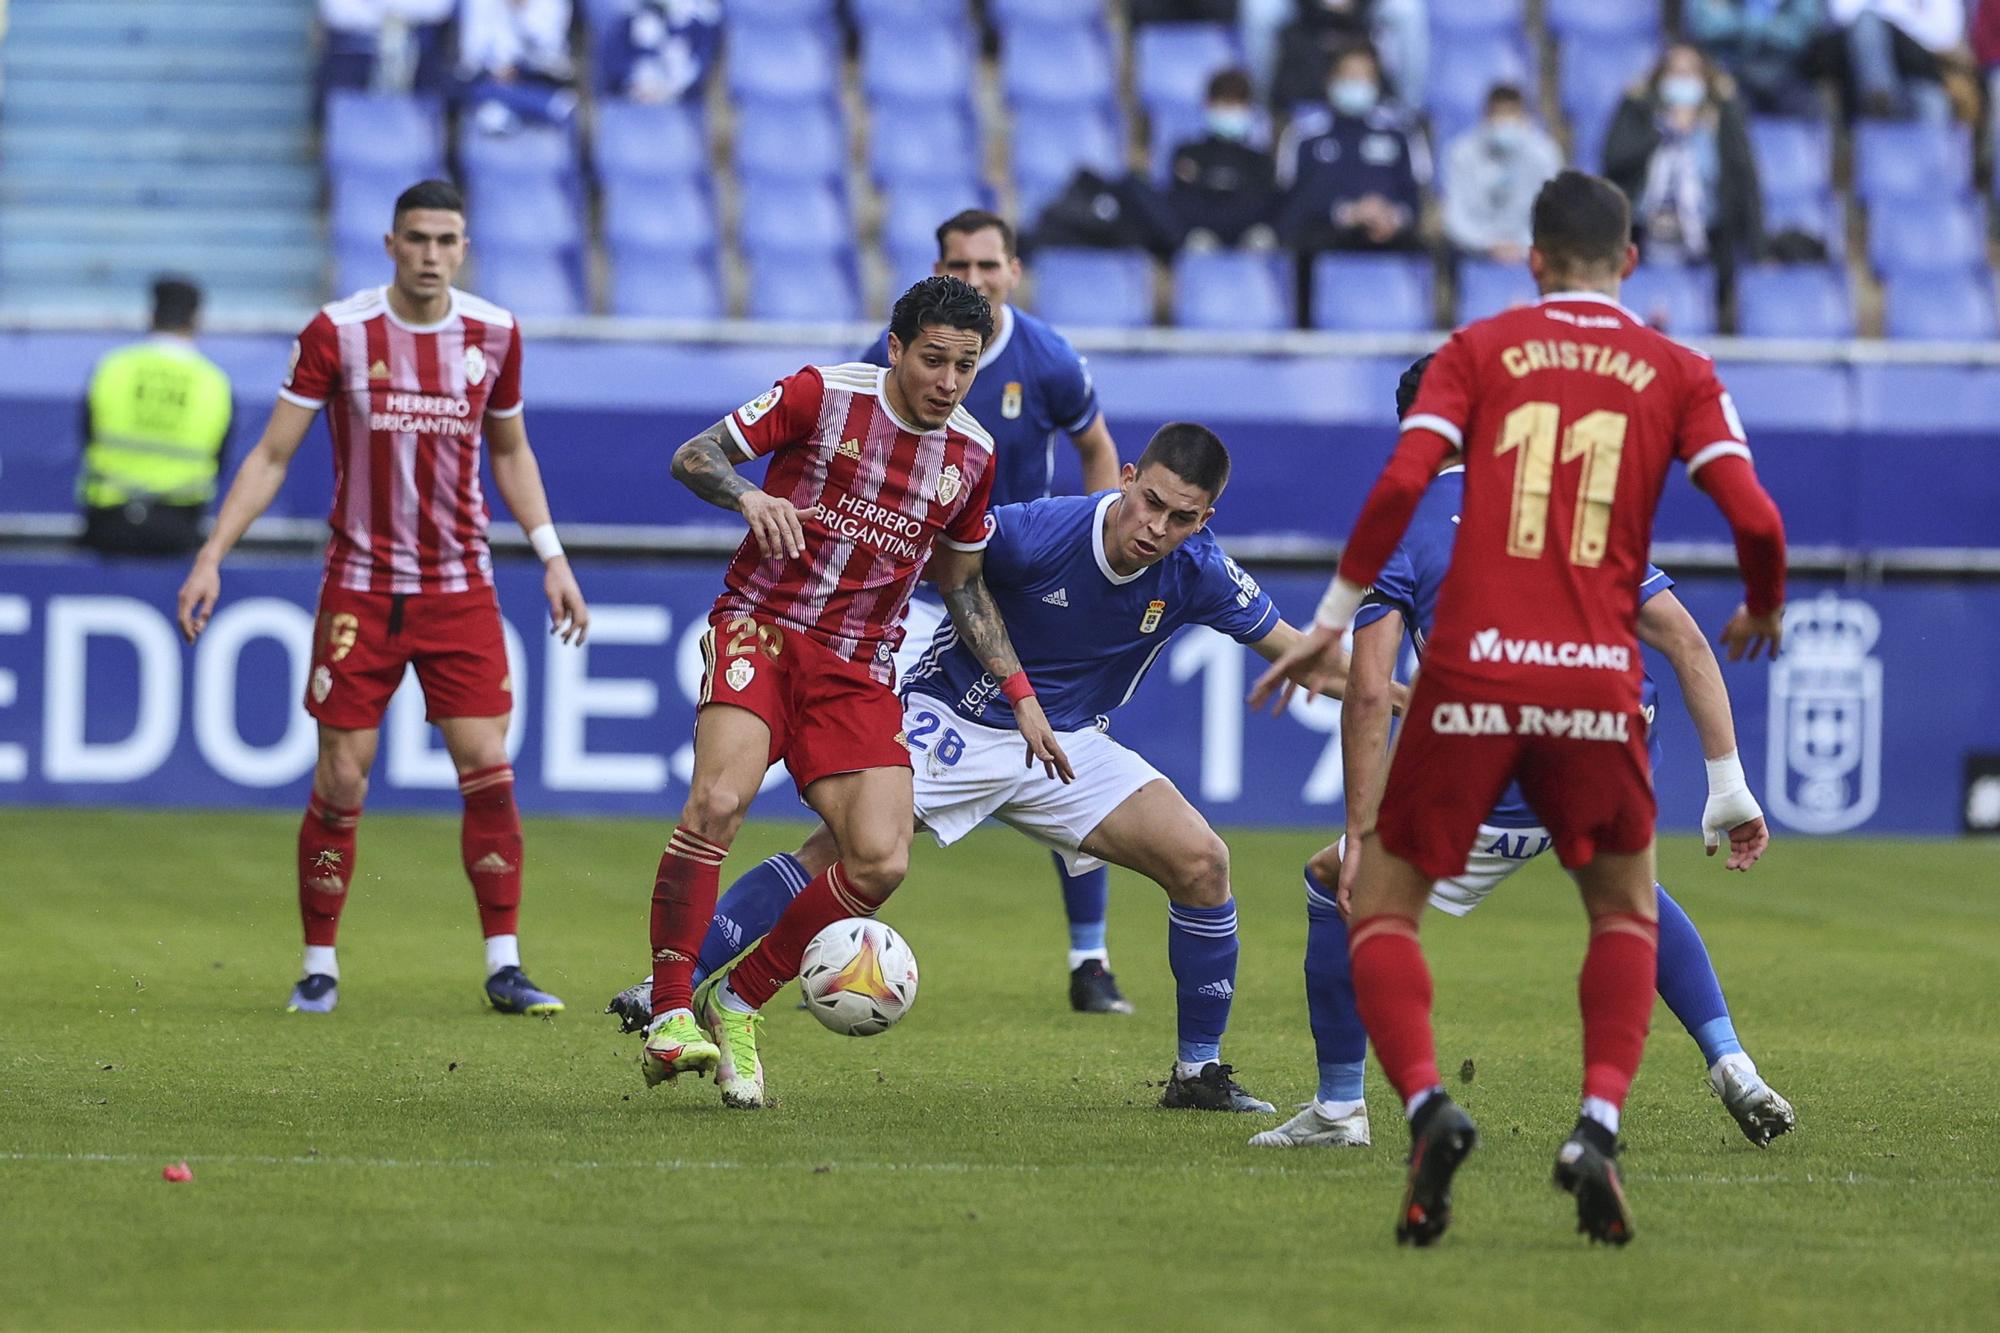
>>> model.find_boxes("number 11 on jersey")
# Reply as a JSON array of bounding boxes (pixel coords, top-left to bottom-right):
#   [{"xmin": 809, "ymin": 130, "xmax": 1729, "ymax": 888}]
[{"xmin": 1496, "ymin": 401, "xmax": 1629, "ymax": 568}]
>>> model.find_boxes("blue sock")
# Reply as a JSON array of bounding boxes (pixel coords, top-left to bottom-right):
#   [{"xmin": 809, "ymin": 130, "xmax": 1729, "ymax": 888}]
[
  {"xmin": 1167, "ymin": 899, "xmax": 1238, "ymax": 1064},
  {"xmin": 1303, "ymin": 868, "xmax": 1368, "ymax": 1105},
  {"xmin": 692, "ymin": 853, "xmax": 809, "ymax": 988},
  {"xmin": 1055, "ymin": 852, "xmax": 1110, "ymax": 958},
  {"xmin": 1655, "ymin": 883, "xmax": 1743, "ymax": 1066}
]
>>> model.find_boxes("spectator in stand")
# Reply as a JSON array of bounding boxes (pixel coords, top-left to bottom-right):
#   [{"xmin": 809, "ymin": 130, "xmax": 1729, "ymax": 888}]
[
  {"xmin": 318, "ymin": 0, "xmax": 455, "ymax": 96},
  {"xmin": 616, "ymin": 0, "xmax": 721, "ymax": 104},
  {"xmin": 1808, "ymin": 0, "xmax": 1962, "ymax": 121},
  {"xmin": 1269, "ymin": 1, "xmax": 1429, "ymax": 114},
  {"xmin": 1131, "ymin": 0, "xmax": 1240, "ymax": 22},
  {"xmin": 1275, "ymin": 44, "xmax": 1428, "ymax": 253},
  {"xmin": 1974, "ymin": 0, "xmax": 2000, "ymax": 144},
  {"xmin": 459, "ymin": 0, "xmax": 578, "ymax": 133},
  {"xmin": 1604, "ymin": 43, "xmax": 1761, "ymax": 277},
  {"xmin": 1684, "ymin": 0, "xmax": 1825, "ymax": 115},
  {"xmin": 1441, "ymin": 84, "xmax": 1563, "ymax": 264},
  {"xmin": 1166, "ymin": 68, "xmax": 1282, "ymax": 250}
]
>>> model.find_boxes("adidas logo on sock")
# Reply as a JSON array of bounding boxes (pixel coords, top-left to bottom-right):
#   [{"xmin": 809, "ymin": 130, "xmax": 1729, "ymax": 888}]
[
  {"xmin": 471, "ymin": 852, "xmax": 513, "ymax": 874},
  {"xmin": 1196, "ymin": 979, "xmax": 1235, "ymax": 998},
  {"xmin": 1041, "ymin": 587, "xmax": 1070, "ymax": 607}
]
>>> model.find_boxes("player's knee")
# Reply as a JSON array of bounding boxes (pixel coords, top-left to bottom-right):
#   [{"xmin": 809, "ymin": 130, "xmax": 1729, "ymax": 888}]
[
  {"xmin": 842, "ymin": 845, "xmax": 908, "ymax": 905},
  {"xmin": 796, "ymin": 823, "xmax": 840, "ymax": 877},
  {"xmin": 315, "ymin": 755, "xmax": 370, "ymax": 808},
  {"xmin": 679, "ymin": 782, "xmax": 749, "ymax": 844},
  {"xmin": 1166, "ymin": 833, "xmax": 1231, "ymax": 908}
]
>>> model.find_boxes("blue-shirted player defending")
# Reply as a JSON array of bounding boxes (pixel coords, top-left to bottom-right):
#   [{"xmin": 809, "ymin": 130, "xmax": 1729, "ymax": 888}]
[
  {"xmin": 1251, "ymin": 355, "xmax": 1797, "ymax": 1151},
  {"xmin": 614, "ymin": 425, "xmax": 1355, "ymax": 1110}
]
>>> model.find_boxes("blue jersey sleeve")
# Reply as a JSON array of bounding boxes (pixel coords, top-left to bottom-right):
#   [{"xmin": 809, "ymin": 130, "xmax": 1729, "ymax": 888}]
[
  {"xmin": 1638, "ymin": 564, "xmax": 1675, "ymax": 606},
  {"xmin": 1195, "ymin": 550, "xmax": 1280, "ymax": 643},
  {"xmin": 980, "ymin": 502, "xmax": 1036, "ymax": 588},
  {"xmin": 1355, "ymin": 544, "xmax": 1420, "ymax": 631},
  {"xmin": 858, "ymin": 330, "xmax": 891, "ymax": 368},
  {"xmin": 1041, "ymin": 330, "xmax": 1100, "ymax": 436}
]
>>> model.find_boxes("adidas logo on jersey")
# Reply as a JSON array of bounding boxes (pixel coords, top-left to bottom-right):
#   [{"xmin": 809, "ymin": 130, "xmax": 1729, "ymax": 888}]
[
  {"xmin": 368, "ymin": 359, "xmax": 389, "ymax": 379},
  {"xmin": 470, "ymin": 852, "xmax": 513, "ymax": 874},
  {"xmin": 835, "ymin": 437, "xmax": 862, "ymax": 459},
  {"xmin": 1042, "ymin": 588, "xmax": 1070, "ymax": 607},
  {"xmin": 1197, "ymin": 979, "xmax": 1235, "ymax": 999}
]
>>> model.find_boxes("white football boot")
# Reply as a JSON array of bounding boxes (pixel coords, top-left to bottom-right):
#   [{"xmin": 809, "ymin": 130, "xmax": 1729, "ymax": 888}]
[{"xmin": 1247, "ymin": 1101, "xmax": 1372, "ymax": 1148}]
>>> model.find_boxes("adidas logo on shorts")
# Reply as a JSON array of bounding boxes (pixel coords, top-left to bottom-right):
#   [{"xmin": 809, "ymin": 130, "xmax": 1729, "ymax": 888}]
[{"xmin": 1041, "ymin": 588, "xmax": 1070, "ymax": 607}]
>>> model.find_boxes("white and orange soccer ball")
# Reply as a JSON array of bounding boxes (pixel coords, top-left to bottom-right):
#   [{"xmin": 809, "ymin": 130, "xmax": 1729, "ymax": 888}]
[{"xmin": 798, "ymin": 918, "xmax": 919, "ymax": 1037}]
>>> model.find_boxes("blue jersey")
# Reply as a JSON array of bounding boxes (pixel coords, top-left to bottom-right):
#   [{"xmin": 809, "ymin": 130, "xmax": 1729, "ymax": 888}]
[
  {"xmin": 863, "ymin": 305, "xmax": 1099, "ymax": 507},
  {"xmin": 1355, "ymin": 468, "xmax": 1674, "ymax": 829},
  {"xmin": 905, "ymin": 492, "xmax": 1280, "ymax": 732}
]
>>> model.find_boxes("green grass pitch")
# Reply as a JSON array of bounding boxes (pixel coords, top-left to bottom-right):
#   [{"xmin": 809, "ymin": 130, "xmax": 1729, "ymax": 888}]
[{"xmin": 2, "ymin": 809, "xmax": 1996, "ymax": 1330}]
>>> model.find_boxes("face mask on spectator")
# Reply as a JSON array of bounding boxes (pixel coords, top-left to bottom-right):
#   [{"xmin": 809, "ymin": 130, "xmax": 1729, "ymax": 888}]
[
  {"xmin": 1329, "ymin": 78, "xmax": 1378, "ymax": 117},
  {"xmin": 1487, "ymin": 118, "xmax": 1526, "ymax": 151},
  {"xmin": 1207, "ymin": 105, "xmax": 1254, "ymax": 141},
  {"xmin": 1660, "ymin": 74, "xmax": 1706, "ymax": 109}
]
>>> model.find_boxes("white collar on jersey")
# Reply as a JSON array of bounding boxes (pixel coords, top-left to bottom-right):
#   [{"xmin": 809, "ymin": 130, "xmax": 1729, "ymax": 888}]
[
  {"xmin": 1091, "ymin": 490, "xmax": 1145, "ymax": 586},
  {"xmin": 978, "ymin": 304, "xmax": 1016, "ymax": 371},
  {"xmin": 1436, "ymin": 464, "xmax": 1465, "ymax": 476},
  {"xmin": 1536, "ymin": 289, "xmax": 1638, "ymax": 320},
  {"xmin": 872, "ymin": 365, "xmax": 929, "ymax": 435},
  {"xmin": 376, "ymin": 285, "xmax": 460, "ymax": 333}
]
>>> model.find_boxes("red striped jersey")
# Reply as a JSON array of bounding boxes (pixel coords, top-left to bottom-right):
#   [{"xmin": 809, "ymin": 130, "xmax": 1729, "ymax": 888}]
[
  {"xmin": 716, "ymin": 362, "xmax": 996, "ymax": 682},
  {"xmin": 279, "ymin": 286, "xmax": 524, "ymax": 595}
]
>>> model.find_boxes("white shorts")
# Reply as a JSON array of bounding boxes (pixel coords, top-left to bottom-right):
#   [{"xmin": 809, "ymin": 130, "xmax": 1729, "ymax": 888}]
[
  {"xmin": 901, "ymin": 691, "xmax": 1165, "ymax": 874},
  {"xmin": 1343, "ymin": 824, "xmax": 1554, "ymax": 916}
]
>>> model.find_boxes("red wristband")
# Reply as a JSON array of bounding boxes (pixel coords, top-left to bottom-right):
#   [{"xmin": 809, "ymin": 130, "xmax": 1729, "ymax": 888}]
[{"xmin": 999, "ymin": 671, "xmax": 1035, "ymax": 703}]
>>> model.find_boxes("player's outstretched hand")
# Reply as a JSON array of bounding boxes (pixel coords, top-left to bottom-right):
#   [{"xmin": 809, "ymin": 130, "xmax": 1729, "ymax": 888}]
[
  {"xmin": 1248, "ymin": 622, "xmax": 1350, "ymax": 715},
  {"xmin": 1335, "ymin": 835, "xmax": 1364, "ymax": 918},
  {"xmin": 1718, "ymin": 604, "xmax": 1784, "ymax": 661},
  {"xmin": 177, "ymin": 559, "xmax": 221, "ymax": 644},
  {"xmin": 544, "ymin": 557, "xmax": 590, "ymax": 645},
  {"xmin": 737, "ymin": 490, "xmax": 810, "ymax": 561},
  {"xmin": 1012, "ymin": 696, "xmax": 1075, "ymax": 784},
  {"xmin": 1712, "ymin": 815, "xmax": 1770, "ymax": 871}
]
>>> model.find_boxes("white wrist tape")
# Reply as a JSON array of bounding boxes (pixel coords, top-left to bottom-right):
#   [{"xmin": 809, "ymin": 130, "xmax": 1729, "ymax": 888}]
[
  {"xmin": 1704, "ymin": 749, "xmax": 1748, "ymax": 798},
  {"xmin": 527, "ymin": 523, "xmax": 564, "ymax": 562},
  {"xmin": 1313, "ymin": 576, "xmax": 1366, "ymax": 632}
]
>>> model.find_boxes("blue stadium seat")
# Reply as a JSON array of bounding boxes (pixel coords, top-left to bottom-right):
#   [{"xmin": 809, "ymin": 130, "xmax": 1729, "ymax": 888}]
[
  {"xmin": 1429, "ymin": 0, "xmax": 1525, "ymax": 37},
  {"xmin": 1867, "ymin": 199, "xmax": 1987, "ymax": 277},
  {"xmin": 1172, "ymin": 252, "xmax": 1292, "ymax": 331},
  {"xmin": 990, "ymin": 0, "xmax": 1100, "ymax": 26},
  {"xmin": 1883, "ymin": 271, "xmax": 1998, "ymax": 340},
  {"xmin": 1559, "ymin": 34, "xmax": 1655, "ymax": 143},
  {"xmin": 1621, "ymin": 265, "xmax": 1715, "ymax": 336},
  {"xmin": 1133, "ymin": 24, "xmax": 1240, "ymax": 117},
  {"xmin": 610, "ymin": 252, "xmax": 724, "ymax": 320},
  {"xmin": 1545, "ymin": 0, "xmax": 1660, "ymax": 37},
  {"xmin": 739, "ymin": 181, "xmax": 852, "ymax": 260},
  {"xmin": 1734, "ymin": 266, "xmax": 1853, "ymax": 339},
  {"xmin": 1031, "ymin": 249, "xmax": 1154, "ymax": 329},
  {"xmin": 332, "ymin": 239, "xmax": 388, "ymax": 297},
  {"xmin": 1311, "ymin": 254, "xmax": 1436, "ymax": 332},
  {"xmin": 1429, "ymin": 37, "xmax": 1534, "ymax": 141},
  {"xmin": 602, "ymin": 178, "xmax": 716, "ymax": 257},
  {"xmin": 324, "ymin": 93, "xmax": 445, "ymax": 176},
  {"xmin": 1456, "ymin": 259, "xmax": 1538, "ymax": 322},
  {"xmin": 328, "ymin": 169, "xmax": 408, "ymax": 245},
  {"xmin": 1853, "ymin": 364, "xmax": 2000, "ymax": 429},
  {"xmin": 733, "ymin": 98, "xmax": 844, "ymax": 185},
  {"xmin": 1762, "ymin": 190, "xmax": 1845, "ymax": 260},
  {"xmin": 853, "ymin": 0, "xmax": 972, "ymax": 25},
  {"xmin": 469, "ymin": 178, "xmax": 583, "ymax": 252},
  {"xmin": 1001, "ymin": 23, "xmax": 1116, "ymax": 110},
  {"xmin": 592, "ymin": 101, "xmax": 706, "ymax": 182},
  {"xmin": 727, "ymin": 0, "xmax": 834, "ymax": 20},
  {"xmin": 725, "ymin": 24, "xmax": 839, "ymax": 104},
  {"xmin": 579, "ymin": 0, "xmax": 635, "ymax": 33},
  {"xmin": 1748, "ymin": 118, "xmax": 1831, "ymax": 208},
  {"xmin": 868, "ymin": 102, "xmax": 980, "ymax": 187},
  {"xmin": 1715, "ymin": 362, "xmax": 1853, "ymax": 430},
  {"xmin": 1011, "ymin": 106, "xmax": 1122, "ymax": 218},
  {"xmin": 1853, "ymin": 121, "xmax": 1972, "ymax": 204},
  {"xmin": 746, "ymin": 255, "xmax": 861, "ymax": 322},
  {"xmin": 881, "ymin": 180, "xmax": 988, "ymax": 254},
  {"xmin": 1148, "ymin": 103, "xmax": 1208, "ymax": 183},
  {"xmin": 861, "ymin": 25, "xmax": 975, "ymax": 104},
  {"xmin": 474, "ymin": 248, "xmax": 584, "ymax": 318},
  {"xmin": 460, "ymin": 124, "xmax": 578, "ymax": 188},
  {"xmin": 884, "ymin": 241, "xmax": 944, "ymax": 298}
]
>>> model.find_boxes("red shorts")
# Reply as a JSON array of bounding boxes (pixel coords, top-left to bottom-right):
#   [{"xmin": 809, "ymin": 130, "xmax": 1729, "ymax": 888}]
[
  {"xmin": 1376, "ymin": 672, "xmax": 1655, "ymax": 880},
  {"xmin": 305, "ymin": 582, "xmax": 512, "ymax": 730},
  {"xmin": 698, "ymin": 612, "xmax": 910, "ymax": 793}
]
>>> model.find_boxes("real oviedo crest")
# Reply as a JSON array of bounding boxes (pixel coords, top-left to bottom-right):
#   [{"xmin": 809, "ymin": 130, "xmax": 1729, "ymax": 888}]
[{"xmin": 1766, "ymin": 592, "xmax": 1883, "ymax": 834}]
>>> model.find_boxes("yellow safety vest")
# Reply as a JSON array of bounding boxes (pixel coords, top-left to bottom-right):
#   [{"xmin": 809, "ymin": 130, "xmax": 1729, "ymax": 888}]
[{"xmin": 81, "ymin": 338, "xmax": 232, "ymax": 509}]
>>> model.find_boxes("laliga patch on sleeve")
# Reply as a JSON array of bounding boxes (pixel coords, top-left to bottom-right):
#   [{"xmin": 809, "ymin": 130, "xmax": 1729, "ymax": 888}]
[
  {"xmin": 738, "ymin": 384, "xmax": 783, "ymax": 426},
  {"xmin": 284, "ymin": 339, "xmax": 302, "ymax": 386}
]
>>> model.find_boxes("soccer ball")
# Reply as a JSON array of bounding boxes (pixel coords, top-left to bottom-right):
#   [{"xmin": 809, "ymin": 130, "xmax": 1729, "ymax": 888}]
[{"xmin": 798, "ymin": 918, "xmax": 919, "ymax": 1037}]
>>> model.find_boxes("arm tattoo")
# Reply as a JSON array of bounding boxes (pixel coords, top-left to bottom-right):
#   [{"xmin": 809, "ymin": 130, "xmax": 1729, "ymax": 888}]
[
  {"xmin": 671, "ymin": 421, "xmax": 758, "ymax": 512},
  {"xmin": 941, "ymin": 571, "xmax": 1025, "ymax": 680}
]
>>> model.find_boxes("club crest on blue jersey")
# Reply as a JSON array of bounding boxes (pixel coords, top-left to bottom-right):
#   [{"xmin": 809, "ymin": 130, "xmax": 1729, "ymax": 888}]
[
  {"xmin": 1140, "ymin": 599, "xmax": 1166, "ymax": 633},
  {"xmin": 1002, "ymin": 381, "xmax": 1023, "ymax": 419}
]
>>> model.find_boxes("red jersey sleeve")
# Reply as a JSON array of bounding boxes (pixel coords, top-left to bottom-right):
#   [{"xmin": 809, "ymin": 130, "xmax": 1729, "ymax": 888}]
[
  {"xmin": 939, "ymin": 448, "xmax": 997, "ymax": 552},
  {"xmin": 1673, "ymin": 355, "xmax": 1752, "ymax": 475},
  {"xmin": 723, "ymin": 365, "xmax": 826, "ymax": 461},
  {"xmin": 279, "ymin": 313, "xmax": 339, "ymax": 409},
  {"xmin": 486, "ymin": 328, "xmax": 525, "ymax": 419},
  {"xmin": 1400, "ymin": 328, "xmax": 1477, "ymax": 450}
]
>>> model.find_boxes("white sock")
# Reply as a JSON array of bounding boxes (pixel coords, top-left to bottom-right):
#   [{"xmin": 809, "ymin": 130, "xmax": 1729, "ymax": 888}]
[
  {"xmin": 1710, "ymin": 1051, "xmax": 1759, "ymax": 1081},
  {"xmin": 1404, "ymin": 1085, "xmax": 1444, "ymax": 1120},
  {"xmin": 1582, "ymin": 1096, "xmax": 1622, "ymax": 1136},
  {"xmin": 718, "ymin": 980, "xmax": 757, "ymax": 1014},
  {"xmin": 484, "ymin": 934, "xmax": 520, "ymax": 977},
  {"xmin": 303, "ymin": 945, "xmax": 338, "ymax": 980},
  {"xmin": 1067, "ymin": 947, "xmax": 1109, "ymax": 971},
  {"xmin": 1174, "ymin": 1059, "xmax": 1213, "ymax": 1080},
  {"xmin": 1314, "ymin": 1098, "xmax": 1365, "ymax": 1121},
  {"xmin": 656, "ymin": 1006, "xmax": 693, "ymax": 1027}
]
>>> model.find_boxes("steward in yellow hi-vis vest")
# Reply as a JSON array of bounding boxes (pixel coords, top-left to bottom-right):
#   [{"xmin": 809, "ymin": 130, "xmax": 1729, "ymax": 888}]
[{"xmin": 79, "ymin": 277, "xmax": 233, "ymax": 555}]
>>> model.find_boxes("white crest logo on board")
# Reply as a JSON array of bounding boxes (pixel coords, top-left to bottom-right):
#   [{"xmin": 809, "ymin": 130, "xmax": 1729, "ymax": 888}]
[
  {"xmin": 725, "ymin": 658, "xmax": 755, "ymax": 692},
  {"xmin": 464, "ymin": 346, "xmax": 486, "ymax": 385},
  {"xmin": 1766, "ymin": 593, "xmax": 1882, "ymax": 833},
  {"xmin": 936, "ymin": 463, "xmax": 962, "ymax": 504}
]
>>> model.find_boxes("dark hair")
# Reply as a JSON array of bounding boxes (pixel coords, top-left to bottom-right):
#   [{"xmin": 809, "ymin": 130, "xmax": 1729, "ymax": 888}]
[
  {"xmin": 392, "ymin": 178, "xmax": 466, "ymax": 227},
  {"xmin": 1137, "ymin": 422, "xmax": 1231, "ymax": 499},
  {"xmin": 1395, "ymin": 352, "xmax": 1435, "ymax": 420},
  {"xmin": 1206, "ymin": 67, "xmax": 1253, "ymax": 103},
  {"xmin": 1327, "ymin": 41, "xmax": 1380, "ymax": 80},
  {"xmin": 935, "ymin": 208, "xmax": 1016, "ymax": 261},
  {"xmin": 150, "ymin": 275, "xmax": 201, "ymax": 332},
  {"xmin": 1484, "ymin": 83, "xmax": 1526, "ymax": 112},
  {"xmin": 889, "ymin": 275, "xmax": 995, "ymax": 349},
  {"xmin": 1530, "ymin": 170, "xmax": 1631, "ymax": 275}
]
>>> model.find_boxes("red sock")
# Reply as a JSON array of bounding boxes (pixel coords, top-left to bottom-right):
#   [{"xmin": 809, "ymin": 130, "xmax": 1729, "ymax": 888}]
[
  {"xmin": 726, "ymin": 862, "xmax": 874, "ymax": 1010},
  {"xmin": 649, "ymin": 826, "xmax": 729, "ymax": 1014},
  {"xmin": 1579, "ymin": 911, "xmax": 1660, "ymax": 1107},
  {"xmin": 1349, "ymin": 914, "xmax": 1440, "ymax": 1105},
  {"xmin": 298, "ymin": 794, "xmax": 360, "ymax": 948},
  {"xmin": 460, "ymin": 765, "xmax": 523, "ymax": 938}
]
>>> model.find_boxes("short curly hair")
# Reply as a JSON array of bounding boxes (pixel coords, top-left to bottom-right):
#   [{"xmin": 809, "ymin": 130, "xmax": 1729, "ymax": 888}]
[{"xmin": 888, "ymin": 275, "xmax": 995, "ymax": 349}]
